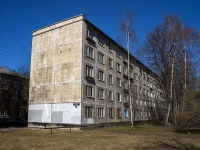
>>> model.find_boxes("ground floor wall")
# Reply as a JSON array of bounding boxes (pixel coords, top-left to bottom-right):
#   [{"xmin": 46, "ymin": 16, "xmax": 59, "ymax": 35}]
[
  {"xmin": 28, "ymin": 102, "xmax": 165, "ymax": 127},
  {"xmin": 28, "ymin": 103, "xmax": 81, "ymax": 125}
]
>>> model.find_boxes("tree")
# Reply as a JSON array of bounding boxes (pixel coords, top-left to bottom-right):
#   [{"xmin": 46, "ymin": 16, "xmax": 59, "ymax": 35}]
[
  {"xmin": 13, "ymin": 63, "xmax": 30, "ymax": 118},
  {"xmin": 142, "ymin": 15, "xmax": 200, "ymax": 126},
  {"xmin": 119, "ymin": 12, "xmax": 137, "ymax": 128}
]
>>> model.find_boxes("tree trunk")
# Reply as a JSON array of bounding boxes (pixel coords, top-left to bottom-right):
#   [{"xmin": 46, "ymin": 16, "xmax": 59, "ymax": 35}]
[{"xmin": 165, "ymin": 53, "xmax": 175, "ymax": 126}]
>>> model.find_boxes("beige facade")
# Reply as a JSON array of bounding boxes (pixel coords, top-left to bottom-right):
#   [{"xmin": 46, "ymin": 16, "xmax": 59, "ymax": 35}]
[{"xmin": 28, "ymin": 15, "xmax": 164, "ymax": 125}]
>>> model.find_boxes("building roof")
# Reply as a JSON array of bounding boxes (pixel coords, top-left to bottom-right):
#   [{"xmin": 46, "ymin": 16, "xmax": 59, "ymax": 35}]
[{"xmin": 0, "ymin": 66, "xmax": 23, "ymax": 78}]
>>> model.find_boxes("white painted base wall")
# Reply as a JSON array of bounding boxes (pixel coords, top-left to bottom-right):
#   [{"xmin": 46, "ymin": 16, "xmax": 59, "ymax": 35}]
[{"xmin": 28, "ymin": 103, "xmax": 81, "ymax": 124}]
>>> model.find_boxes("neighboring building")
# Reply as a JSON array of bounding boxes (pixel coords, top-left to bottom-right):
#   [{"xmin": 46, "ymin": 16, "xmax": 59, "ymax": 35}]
[
  {"xmin": 28, "ymin": 15, "xmax": 165, "ymax": 126},
  {"xmin": 0, "ymin": 67, "xmax": 27, "ymax": 122}
]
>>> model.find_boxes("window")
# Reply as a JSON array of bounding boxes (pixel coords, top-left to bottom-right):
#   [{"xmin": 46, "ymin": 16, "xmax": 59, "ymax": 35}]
[
  {"xmin": 109, "ymin": 74, "xmax": 113, "ymax": 84},
  {"xmin": 11, "ymin": 95, "xmax": 16, "ymax": 99},
  {"xmin": 109, "ymin": 108, "xmax": 113, "ymax": 118},
  {"xmin": 117, "ymin": 93, "xmax": 121, "ymax": 102},
  {"xmin": 85, "ymin": 106, "xmax": 92, "ymax": 118},
  {"xmin": 116, "ymin": 63, "xmax": 121, "ymax": 72},
  {"xmin": 140, "ymin": 100, "xmax": 143, "ymax": 105},
  {"xmin": 98, "ymin": 88, "xmax": 104, "ymax": 99},
  {"xmin": 130, "ymin": 70, "xmax": 133, "ymax": 78},
  {"xmin": 0, "ymin": 102, "xmax": 4, "ymax": 107},
  {"xmin": 98, "ymin": 70, "xmax": 104, "ymax": 81},
  {"xmin": 98, "ymin": 107, "xmax": 104, "ymax": 117},
  {"xmin": 117, "ymin": 109, "xmax": 121, "ymax": 118},
  {"xmin": 0, "ymin": 85, "xmax": 8, "ymax": 90},
  {"xmin": 143, "ymin": 89, "xmax": 146, "ymax": 95},
  {"xmin": 135, "ymin": 85, "xmax": 138, "ymax": 92},
  {"xmin": 143, "ymin": 73, "xmax": 146, "ymax": 80},
  {"xmin": 140, "ymin": 111, "xmax": 143, "ymax": 118},
  {"xmin": 86, "ymin": 46, "xmax": 94, "ymax": 58},
  {"xmin": 140, "ymin": 88, "xmax": 142, "ymax": 94},
  {"xmin": 98, "ymin": 52, "xmax": 104, "ymax": 64},
  {"xmin": 109, "ymin": 58, "xmax": 113, "ymax": 68},
  {"xmin": 150, "ymin": 92, "xmax": 153, "ymax": 98},
  {"xmin": 98, "ymin": 35, "xmax": 104, "ymax": 47},
  {"xmin": 86, "ymin": 86, "xmax": 93, "ymax": 97},
  {"xmin": 123, "ymin": 67, "xmax": 128, "ymax": 76},
  {"xmin": 139, "ymin": 76, "xmax": 142, "ymax": 82},
  {"xmin": 116, "ymin": 78, "xmax": 121, "ymax": 87},
  {"xmin": 124, "ymin": 109, "xmax": 129, "ymax": 118},
  {"xmin": 109, "ymin": 91, "xmax": 113, "ymax": 101},
  {"xmin": 124, "ymin": 81, "xmax": 128, "ymax": 89},
  {"xmin": 136, "ymin": 99, "xmax": 139, "ymax": 105},
  {"xmin": 0, "ymin": 111, "xmax": 5, "ymax": 116},
  {"xmin": 108, "ymin": 42, "xmax": 111, "ymax": 50},
  {"xmin": 134, "ymin": 73, "xmax": 138, "ymax": 81},
  {"xmin": 87, "ymin": 28, "xmax": 93, "ymax": 39},
  {"xmin": 144, "ymin": 100, "xmax": 147, "ymax": 107},
  {"xmin": 86, "ymin": 65, "xmax": 94, "ymax": 78},
  {"xmin": 124, "ymin": 95, "xmax": 128, "ymax": 103}
]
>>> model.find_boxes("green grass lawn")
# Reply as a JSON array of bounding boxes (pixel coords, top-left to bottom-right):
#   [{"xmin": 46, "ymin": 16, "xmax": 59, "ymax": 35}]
[{"xmin": 0, "ymin": 124, "xmax": 199, "ymax": 150}]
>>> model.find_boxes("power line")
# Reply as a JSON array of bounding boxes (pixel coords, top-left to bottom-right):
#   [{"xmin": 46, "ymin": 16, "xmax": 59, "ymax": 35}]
[
  {"xmin": 39, "ymin": 0, "xmax": 61, "ymax": 21},
  {"xmin": 0, "ymin": 9, "xmax": 29, "ymax": 61},
  {"xmin": 0, "ymin": 34, "xmax": 30, "ymax": 49},
  {"xmin": 0, "ymin": 30, "xmax": 16, "ymax": 65},
  {"xmin": 86, "ymin": 0, "xmax": 136, "ymax": 15}
]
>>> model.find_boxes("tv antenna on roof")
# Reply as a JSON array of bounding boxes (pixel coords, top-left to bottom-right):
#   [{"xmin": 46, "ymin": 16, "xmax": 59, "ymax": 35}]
[{"xmin": 84, "ymin": 9, "xmax": 88, "ymax": 19}]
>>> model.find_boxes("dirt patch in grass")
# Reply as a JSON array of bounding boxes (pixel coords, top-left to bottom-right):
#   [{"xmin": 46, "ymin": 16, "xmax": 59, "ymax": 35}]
[{"xmin": 0, "ymin": 124, "xmax": 199, "ymax": 150}]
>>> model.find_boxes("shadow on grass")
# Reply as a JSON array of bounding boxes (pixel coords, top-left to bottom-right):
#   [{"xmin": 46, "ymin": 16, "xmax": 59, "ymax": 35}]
[{"xmin": 157, "ymin": 138, "xmax": 199, "ymax": 150}]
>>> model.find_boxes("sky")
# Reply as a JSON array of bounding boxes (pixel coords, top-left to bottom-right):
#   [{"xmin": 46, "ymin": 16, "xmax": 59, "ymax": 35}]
[{"xmin": 0, "ymin": 0, "xmax": 200, "ymax": 70}]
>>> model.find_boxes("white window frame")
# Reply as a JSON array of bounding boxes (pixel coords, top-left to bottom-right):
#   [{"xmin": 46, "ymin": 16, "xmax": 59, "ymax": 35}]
[
  {"xmin": 98, "ymin": 35, "xmax": 104, "ymax": 47},
  {"xmin": 117, "ymin": 93, "xmax": 122, "ymax": 102},
  {"xmin": 109, "ymin": 74, "xmax": 113, "ymax": 85},
  {"xmin": 98, "ymin": 52, "xmax": 104, "ymax": 64},
  {"xmin": 123, "ymin": 67, "xmax": 128, "ymax": 76},
  {"xmin": 109, "ymin": 91, "xmax": 113, "ymax": 101},
  {"xmin": 86, "ymin": 85, "xmax": 94, "ymax": 97},
  {"xmin": 116, "ymin": 78, "xmax": 122, "ymax": 87},
  {"xmin": 86, "ymin": 46, "xmax": 94, "ymax": 59},
  {"xmin": 124, "ymin": 95, "xmax": 128, "ymax": 103},
  {"xmin": 109, "ymin": 58, "xmax": 113, "ymax": 68},
  {"xmin": 140, "ymin": 100, "xmax": 143, "ymax": 105},
  {"xmin": 124, "ymin": 81, "xmax": 128, "ymax": 89},
  {"xmin": 86, "ymin": 65, "xmax": 94, "ymax": 78},
  {"xmin": 85, "ymin": 106, "xmax": 93, "ymax": 118},
  {"xmin": 98, "ymin": 70, "xmax": 104, "ymax": 81},
  {"xmin": 98, "ymin": 107, "xmax": 104, "ymax": 117},
  {"xmin": 87, "ymin": 28, "xmax": 93, "ymax": 39},
  {"xmin": 134, "ymin": 73, "xmax": 138, "ymax": 81},
  {"xmin": 116, "ymin": 63, "xmax": 121, "ymax": 73},
  {"xmin": 98, "ymin": 88, "xmax": 104, "ymax": 99}
]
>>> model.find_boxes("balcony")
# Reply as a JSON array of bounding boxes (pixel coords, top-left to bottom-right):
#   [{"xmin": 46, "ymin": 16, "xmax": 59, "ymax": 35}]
[
  {"xmin": 123, "ymin": 100, "xmax": 129, "ymax": 108},
  {"xmin": 85, "ymin": 36, "xmax": 95, "ymax": 44},
  {"xmin": 123, "ymin": 88, "xmax": 129, "ymax": 94}
]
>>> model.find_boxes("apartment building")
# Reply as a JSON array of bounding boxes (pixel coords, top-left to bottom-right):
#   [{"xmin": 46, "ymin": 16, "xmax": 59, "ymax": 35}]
[
  {"xmin": 28, "ymin": 15, "xmax": 165, "ymax": 126},
  {"xmin": 0, "ymin": 67, "xmax": 27, "ymax": 121}
]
